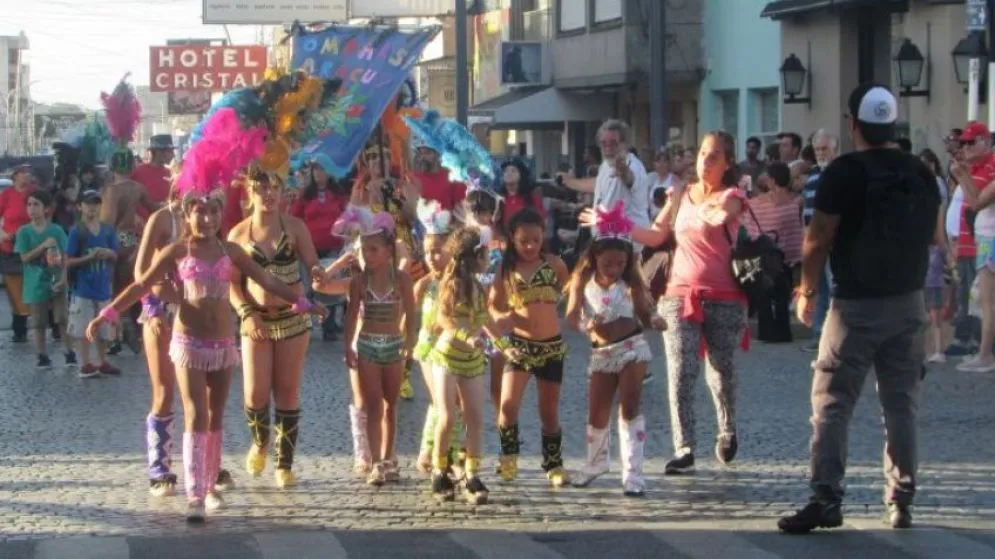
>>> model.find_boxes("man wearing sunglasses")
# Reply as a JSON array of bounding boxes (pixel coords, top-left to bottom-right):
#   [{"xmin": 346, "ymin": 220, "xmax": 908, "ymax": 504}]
[
  {"xmin": 944, "ymin": 128, "xmax": 982, "ymax": 359},
  {"xmin": 949, "ymin": 121, "xmax": 995, "ymax": 372}
]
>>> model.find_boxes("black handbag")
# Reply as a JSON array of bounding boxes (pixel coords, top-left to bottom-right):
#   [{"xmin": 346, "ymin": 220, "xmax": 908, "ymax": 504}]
[{"xmin": 723, "ymin": 206, "xmax": 785, "ymax": 304}]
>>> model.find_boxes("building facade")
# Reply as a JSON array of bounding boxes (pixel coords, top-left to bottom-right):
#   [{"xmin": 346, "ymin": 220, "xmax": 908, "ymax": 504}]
[
  {"xmin": 1, "ymin": 32, "xmax": 30, "ymax": 155},
  {"xmin": 699, "ymin": 0, "xmax": 782, "ymax": 157},
  {"xmin": 764, "ymin": 0, "xmax": 976, "ymax": 156}
]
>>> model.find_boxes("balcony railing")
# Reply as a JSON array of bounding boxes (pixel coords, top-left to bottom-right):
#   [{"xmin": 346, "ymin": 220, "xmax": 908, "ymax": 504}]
[{"xmin": 523, "ymin": 8, "xmax": 551, "ymax": 42}]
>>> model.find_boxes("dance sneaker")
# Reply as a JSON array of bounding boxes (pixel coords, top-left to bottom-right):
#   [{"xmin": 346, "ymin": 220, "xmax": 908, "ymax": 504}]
[
  {"xmin": 400, "ymin": 376, "xmax": 415, "ymax": 400},
  {"xmin": 664, "ymin": 453, "xmax": 695, "ymax": 475},
  {"xmin": 64, "ymin": 351, "xmax": 77, "ymax": 369},
  {"xmin": 245, "ymin": 445, "xmax": 267, "ymax": 477},
  {"xmin": 463, "ymin": 475, "xmax": 489, "ymax": 505},
  {"xmin": 497, "ymin": 455, "xmax": 518, "ymax": 483},
  {"xmin": 777, "ymin": 499, "xmax": 843, "ymax": 534},
  {"xmin": 186, "ymin": 500, "xmax": 206, "ymax": 523},
  {"xmin": 716, "ymin": 435, "xmax": 738, "ymax": 465},
  {"xmin": 78, "ymin": 364, "xmax": 100, "ymax": 380},
  {"xmin": 205, "ymin": 491, "xmax": 226, "ymax": 511},
  {"xmin": 37, "ymin": 354, "xmax": 52, "ymax": 369},
  {"xmin": 623, "ymin": 480, "xmax": 646, "ymax": 498},
  {"xmin": 148, "ymin": 474, "xmax": 177, "ymax": 497},
  {"xmin": 886, "ymin": 503, "xmax": 912, "ymax": 529},
  {"xmin": 214, "ymin": 469, "xmax": 235, "ymax": 492},
  {"xmin": 431, "ymin": 471, "xmax": 455, "ymax": 502},
  {"xmin": 546, "ymin": 467, "xmax": 570, "ymax": 488},
  {"xmin": 382, "ymin": 459, "xmax": 401, "ymax": 483},
  {"xmin": 98, "ymin": 362, "xmax": 121, "ymax": 376},
  {"xmin": 275, "ymin": 468, "xmax": 297, "ymax": 488},
  {"xmin": 107, "ymin": 340, "xmax": 123, "ymax": 356},
  {"xmin": 366, "ymin": 462, "xmax": 386, "ymax": 486}
]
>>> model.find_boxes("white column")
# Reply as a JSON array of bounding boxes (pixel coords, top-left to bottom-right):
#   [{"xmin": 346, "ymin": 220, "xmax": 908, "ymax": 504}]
[
  {"xmin": 969, "ymin": 57, "xmax": 981, "ymax": 121},
  {"xmin": 989, "ymin": 59, "xmax": 995, "ymax": 129}
]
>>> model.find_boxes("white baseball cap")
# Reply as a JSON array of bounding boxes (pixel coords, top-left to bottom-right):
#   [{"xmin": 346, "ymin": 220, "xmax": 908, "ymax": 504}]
[{"xmin": 848, "ymin": 83, "xmax": 897, "ymax": 145}]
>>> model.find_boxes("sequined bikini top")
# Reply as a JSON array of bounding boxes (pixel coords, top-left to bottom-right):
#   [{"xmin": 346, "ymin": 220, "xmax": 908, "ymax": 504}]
[
  {"xmin": 420, "ymin": 278, "xmax": 440, "ymax": 329},
  {"xmin": 247, "ymin": 218, "xmax": 299, "ymax": 285},
  {"xmin": 176, "ymin": 243, "xmax": 233, "ymax": 301},
  {"xmin": 361, "ymin": 269, "xmax": 398, "ymax": 322},
  {"xmin": 583, "ymin": 280, "xmax": 635, "ymax": 323},
  {"xmin": 454, "ymin": 292, "xmax": 488, "ymax": 329},
  {"xmin": 508, "ymin": 260, "xmax": 561, "ymax": 309}
]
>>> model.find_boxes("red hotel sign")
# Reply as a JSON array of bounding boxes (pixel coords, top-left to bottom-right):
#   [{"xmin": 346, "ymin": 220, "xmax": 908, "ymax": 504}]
[{"xmin": 149, "ymin": 45, "xmax": 267, "ymax": 92}]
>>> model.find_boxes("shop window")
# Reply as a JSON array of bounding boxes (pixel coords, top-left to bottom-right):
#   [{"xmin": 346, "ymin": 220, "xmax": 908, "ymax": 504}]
[
  {"xmin": 715, "ymin": 90, "xmax": 740, "ymax": 145},
  {"xmin": 751, "ymin": 88, "xmax": 779, "ymax": 147},
  {"xmin": 593, "ymin": 0, "xmax": 622, "ymax": 23},
  {"xmin": 557, "ymin": 0, "xmax": 586, "ymax": 32}
]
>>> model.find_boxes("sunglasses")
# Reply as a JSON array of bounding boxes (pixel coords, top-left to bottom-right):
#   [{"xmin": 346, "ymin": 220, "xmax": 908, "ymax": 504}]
[{"xmin": 959, "ymin": 138, "xmax": 981, "ymax": 147}]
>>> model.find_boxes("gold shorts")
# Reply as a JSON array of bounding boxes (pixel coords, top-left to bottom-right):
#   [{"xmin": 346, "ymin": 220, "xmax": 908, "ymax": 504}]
[{"xmin": 241, "ymin": 307, "xmax": 312, "ymax": 341}]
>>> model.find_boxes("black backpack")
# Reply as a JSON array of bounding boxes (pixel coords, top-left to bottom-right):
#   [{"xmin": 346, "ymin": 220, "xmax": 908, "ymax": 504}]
[
  {"xmin": 724, "ymin": 205, "xmax": 785, "ymax": 305},
  {"xmin": 839, "ymin": 153, "xmax": 937, "ymax": 296}
]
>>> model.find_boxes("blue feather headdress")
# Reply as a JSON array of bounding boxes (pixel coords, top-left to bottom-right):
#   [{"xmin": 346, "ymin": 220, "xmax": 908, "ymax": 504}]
[{"xmin": 403, "ymin": 110, "xmax": 499, "ymax": 197}]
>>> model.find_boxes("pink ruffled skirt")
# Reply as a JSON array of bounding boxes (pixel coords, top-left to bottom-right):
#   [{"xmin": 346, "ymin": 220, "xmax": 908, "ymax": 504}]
[{"xmin": 168, "ymin": 333, "xmax": 240, "ymax": 371}]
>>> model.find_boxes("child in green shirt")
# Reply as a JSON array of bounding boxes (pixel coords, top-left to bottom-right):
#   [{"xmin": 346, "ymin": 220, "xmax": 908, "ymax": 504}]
[{"xmin": 14, "ymin": 190, "xmax": 73, "ymax": 369}]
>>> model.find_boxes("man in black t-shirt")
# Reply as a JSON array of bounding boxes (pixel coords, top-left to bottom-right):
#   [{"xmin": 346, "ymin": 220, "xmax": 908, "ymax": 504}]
[{"xmin": 778, "ymin": 84, "xmax": 943, "ymax": 535}]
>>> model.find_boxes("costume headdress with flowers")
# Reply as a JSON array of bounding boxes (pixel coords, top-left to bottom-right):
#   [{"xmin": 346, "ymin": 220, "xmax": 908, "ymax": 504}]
[
  {"xmin": 592, "ymin": 201, "xmax": 635, "ymax": 243},
  {"xmin": 416, "ymin": 199, "xmax": 453, "ymax": 236},
  {"xmin": 100, "ymin": 75, "xmax": 142, "ymax": 175},
  {"xmin": 331, "ymin": 204, "xmax": 396, "ymax": 241}
]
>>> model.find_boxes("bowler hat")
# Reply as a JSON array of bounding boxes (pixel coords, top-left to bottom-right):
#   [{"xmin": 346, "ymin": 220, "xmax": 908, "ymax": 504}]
[{"xmin": 149, "ymin": 134, "xmax": 175, "ymax": 150}]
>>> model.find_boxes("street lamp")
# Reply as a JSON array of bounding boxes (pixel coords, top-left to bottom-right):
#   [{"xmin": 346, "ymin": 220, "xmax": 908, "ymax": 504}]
[
  {"xmin": 894, "ymin": 38, "xmax": 929, "ymax": 99},
  {"xmin": 952, "ymin": 32, "xmax": 987, "ymax": 86},
  {"xmin": 780, "ymin": 52, "xmax": 811, "ymax": 106}
]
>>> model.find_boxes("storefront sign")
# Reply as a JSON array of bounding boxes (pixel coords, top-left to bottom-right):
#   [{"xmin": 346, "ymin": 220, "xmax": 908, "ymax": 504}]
[
  {"xmin": 202, "ymin": 1, "xmax": 347, "ymax": 24},
  {"xmin": 149, "ymin": 45, "xmax": 267, "ymax": 92}
]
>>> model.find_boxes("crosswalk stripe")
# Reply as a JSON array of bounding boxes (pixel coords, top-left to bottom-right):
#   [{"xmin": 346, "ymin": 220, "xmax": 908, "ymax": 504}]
[
  {"xmin": 449, "ymin": 530, "xmax": 566, "ymax": 559},
  {"xmin": 34, "ymin": 536, "xmax": 129, "ymax": 559},
  {"xmin": 255, "ymin": 531, "xmax": 348, "ymax": 559},
  {"xmin": 650, "ymin": 523, "xmax": 782, "ymax": 559},
  {"xmin": 848, "ymin": 518, "xmax": 995, "ymax": 559}
]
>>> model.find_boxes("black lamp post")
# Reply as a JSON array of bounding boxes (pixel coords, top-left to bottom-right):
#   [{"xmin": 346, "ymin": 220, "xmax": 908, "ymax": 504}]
[
  {"xmin": 952, "ymin": 32, "xmax": 987, "ymax": 87},
  {"xmin": 894, "ymin": 38, "xmax": 929, "ymax": 99},
  {"xmin": 780, "ymin": 53, "xmax": 811, "ymax": 105}
]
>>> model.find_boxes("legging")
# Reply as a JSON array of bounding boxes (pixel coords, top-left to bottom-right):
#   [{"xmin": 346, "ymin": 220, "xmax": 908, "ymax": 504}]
[{"xmin": 658, "ymin": 297, "xmax": 745, "ymax": 457}]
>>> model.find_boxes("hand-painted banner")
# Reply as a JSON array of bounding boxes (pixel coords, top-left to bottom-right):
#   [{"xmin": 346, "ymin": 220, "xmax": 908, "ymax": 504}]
[{"xmin": 291, "ymin": 25, "xmax": 439, "ymax": 177}]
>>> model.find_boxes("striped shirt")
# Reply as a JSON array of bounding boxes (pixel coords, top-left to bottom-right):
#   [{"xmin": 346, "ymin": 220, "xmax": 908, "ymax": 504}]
[{"xmin": 750, "ymin": 195, "xmax": 804, "ymax": 265}]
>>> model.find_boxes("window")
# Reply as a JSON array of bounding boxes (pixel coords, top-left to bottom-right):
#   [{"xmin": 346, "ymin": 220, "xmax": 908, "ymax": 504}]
[
  {"xmin": 751, "ymin": 88, "xmax": 779, "ymax": 147},
  {"xmin": 558, "ymin": 0, "xmax": 586, "ymax": 32},
  {"xmin": 593, "ymin": 0, "xmax": 622, "ymax": 23},
  {"xmin": 716, "ymin": 90, "xmax": 740, "ymax": 145}
]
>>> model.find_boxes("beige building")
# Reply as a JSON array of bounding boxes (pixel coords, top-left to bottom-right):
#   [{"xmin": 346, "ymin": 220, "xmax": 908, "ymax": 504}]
[{"xmin": 764, "ymin": 0, "xmax": 977, "ymax": 155}]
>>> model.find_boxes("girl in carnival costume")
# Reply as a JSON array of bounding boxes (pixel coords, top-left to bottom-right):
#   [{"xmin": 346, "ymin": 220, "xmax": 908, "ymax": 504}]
[
  {"xmin": 85, "ymin": 107, "xmax": 326, "ymax": 523},
  {"xmin": 429, "ymin": 224, "xmax": 507, "ymax": 503},
  {"xmin": 565, "ymin": 201, "xmax": 665, "ymax": 497},
  {"xmin": 228, "ymin": 167, "xmax": 327, "ymax": 489},
  {"xmin": 489, "ymin": 209, "xmax": 571, "ymax": 487},
  {"xmin": 412, "ymin": 199, "xmax": 461, "ymax": 475},
  {"xmin": 337, "ymin": 205, "xmax": 417, "ymax": 485}
]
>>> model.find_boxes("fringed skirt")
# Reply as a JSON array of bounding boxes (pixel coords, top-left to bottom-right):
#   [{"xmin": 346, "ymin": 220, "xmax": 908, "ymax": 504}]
[
  {"xmin": 588, "ymin": 331, "xmax": 653, "ymax": 374},
  {"xmin": 168, "ymin": 332, "xmax": 241, "ymax": 371}
]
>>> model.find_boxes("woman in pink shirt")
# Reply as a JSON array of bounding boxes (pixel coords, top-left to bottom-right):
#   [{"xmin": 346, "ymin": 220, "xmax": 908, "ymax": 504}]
[{"xmin": 604, "ymin": 130, "xmax": 747, "ymax": 475}]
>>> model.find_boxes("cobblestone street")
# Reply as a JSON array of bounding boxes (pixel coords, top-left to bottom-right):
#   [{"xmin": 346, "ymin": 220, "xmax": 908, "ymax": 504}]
[{"xmin": 0, "ymin": 304, "xmax": 994, "ymax": 557}]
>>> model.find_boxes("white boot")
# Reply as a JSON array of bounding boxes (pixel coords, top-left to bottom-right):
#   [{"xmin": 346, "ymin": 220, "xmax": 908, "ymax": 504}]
[
  {"xmin": 619, "ymin": 414, "xmax": 646, "ymax": 497},
  {"xmin": 349, "ymin": 405, "xmax": 372, "ymax": 475},
  {"xmin": 572, "ymin": 425, "xmax": 610, "ymax": 487}
]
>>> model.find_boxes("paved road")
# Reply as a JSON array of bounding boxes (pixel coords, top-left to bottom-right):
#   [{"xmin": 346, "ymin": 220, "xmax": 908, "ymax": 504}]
[{"xmin": 0, "ymin": 291, "xmax": 993, "ymax": 557}]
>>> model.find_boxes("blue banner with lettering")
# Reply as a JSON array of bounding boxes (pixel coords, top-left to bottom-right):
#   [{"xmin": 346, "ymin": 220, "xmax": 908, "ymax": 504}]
[{"xmin": 291, "ymin": 25, "xmax": 439, "ymax": 178}]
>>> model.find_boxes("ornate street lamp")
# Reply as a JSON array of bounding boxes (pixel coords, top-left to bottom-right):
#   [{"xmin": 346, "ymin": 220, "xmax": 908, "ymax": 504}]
[
  {"xmin": 894, "ymin": 38, "xmax": 929, "ymax": 98},
  {"xmin": 780, "ymin": 53, "xmax": 811, "ymax": 105},
  {"xmin": 952, "ymin": 32, "xmax": 987, "ymax": 86}
]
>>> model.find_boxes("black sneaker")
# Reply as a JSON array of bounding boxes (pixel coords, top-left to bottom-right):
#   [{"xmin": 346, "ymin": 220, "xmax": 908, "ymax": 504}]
[
  {"xmin": 431, "ymin": 471, "xmax": 455, "ymax": 502},
  {"xmin": 463, "ymin": 475, "xmax": 489, "ymax": 505},
  {"xmin": 12, "ymin": 333, "xmax": 27, "ymax": 343},
  {"xmin": 664, "ymin": 453, "xmax": 695, "ymax": 475},
  {"xmin": 64, "ymin": 351, "xmax": 78, "ymax": 368},
  {"xmin": 37, "ymin": 354, "xmax": 52, "ymax": 369},
  {"xmin": 107, "ymin": 341, "xmax": 123, "ymax": 356},
  {"xmin": 716, "ymin": 435, "xmax": 738, "ymax": 465},
  {"xmin": 886, "ymin": 502, "xmax": 912, "ymax": 529},
  {"xmin": 778, "ymin": 500, "xmax": 844, "ymax": 534}
]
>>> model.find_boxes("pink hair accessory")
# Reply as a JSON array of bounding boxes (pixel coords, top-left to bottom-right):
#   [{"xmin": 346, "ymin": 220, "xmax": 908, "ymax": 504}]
[
  {"xmin": 368, "ymin": 211, "xmax": 396, "ymax": 236},
  {"xmin": 98, "ymin": 306, "xmax": 120, "ymax": 323},
  {"xmin": 593, "ymin": 200, "xmax": 634, "ymax": 241},
  {"xmin": 291, "ymin": 296, "xmax": 314, "ymax": 314}
]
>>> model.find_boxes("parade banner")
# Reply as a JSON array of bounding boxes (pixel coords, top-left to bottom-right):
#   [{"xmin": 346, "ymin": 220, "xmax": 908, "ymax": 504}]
[
  {"xmin": 149, "ymin": 45, "xmax": 267, "ymax": 92},
  {"xmin": 291, "ymin": 25, "xmax": 439, "ymax": 177}
]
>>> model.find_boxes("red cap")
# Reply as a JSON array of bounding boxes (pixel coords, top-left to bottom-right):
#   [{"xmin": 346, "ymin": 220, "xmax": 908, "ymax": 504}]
[{"xmin": 961, "ymin": 121, "xmax": 991, "ymax": 142}]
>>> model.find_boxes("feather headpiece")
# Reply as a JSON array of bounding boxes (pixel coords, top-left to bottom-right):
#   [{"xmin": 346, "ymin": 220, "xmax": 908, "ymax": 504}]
[
  {"xmin": 100, "ymin": 74, "xmax": 142, "ymax": 146},
  {"xmin": 332, "ymin": 204, "xmax": 396, "ymax": 240},
  {"xmin": 403, "ymin": 110, "xmax": 495, "ymax": 185},
  {"xmin": 593, "ymin": 201, "xmax": 634, "ymax": 243},
  {"xmin": 416, "ymin": 199, "xmax": 452, "ymax": 236},
  {"xmin": 176, "ymin": 108, "xmax": 267, "ymax": 200}
]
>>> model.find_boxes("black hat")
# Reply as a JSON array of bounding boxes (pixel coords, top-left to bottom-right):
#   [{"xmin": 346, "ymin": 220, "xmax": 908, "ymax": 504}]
[
  {"xmin": 80, "ymin": 189, "xmax": 102, "ymax": 203},
  {"xmin": 149, "ymin": 134, "xmax": 175, "ymax": 150}
]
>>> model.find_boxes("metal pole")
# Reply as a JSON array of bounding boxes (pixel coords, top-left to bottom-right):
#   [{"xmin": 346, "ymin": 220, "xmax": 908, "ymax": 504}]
[
  {"xmin": 455, "ymin": 0, "xmax": 469, "ymax": 126},
  {"xmin": 649, "ymin": 0, "xmax": 667, "ymax": 149},
  {"xmin": 13, "ymin": 56, "xmax": 21, "ymax": 155},
  {"xmin": 970, "ymin": 56, "xmax": 981, "ymax": 122}
]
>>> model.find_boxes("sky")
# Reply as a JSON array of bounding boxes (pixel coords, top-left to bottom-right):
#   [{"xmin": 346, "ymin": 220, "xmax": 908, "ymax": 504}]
[{"xmin": 0, "ymin": 0, "xmax": 262, "ymax": 109}]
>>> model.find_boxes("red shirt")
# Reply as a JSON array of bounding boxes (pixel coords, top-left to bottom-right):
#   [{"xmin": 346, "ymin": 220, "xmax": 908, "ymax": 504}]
[
  {"xmin": 416, "ymin": 170, "xmax": 466, "ymax": 211},
  {"xmin": 132, "ymin": 163, "xmax": 171, "ymax": 219},
  {"xmin": 958, "ymin": 203, "xmax": 977, "ymax": 259},
  {"xmin": 222, "ymin": 182, "xmax": 247, "ymax": 238},
  {"xmin": 501, "ymin": 191, "xmax": 546, "ymax": 229},
  {"xmin": 0, "ymin": 186, "xmax": 33, "ymax": 253},
  {"xmin": 291, "ymin": 191, "xmax": 349, "ymax": 253}
]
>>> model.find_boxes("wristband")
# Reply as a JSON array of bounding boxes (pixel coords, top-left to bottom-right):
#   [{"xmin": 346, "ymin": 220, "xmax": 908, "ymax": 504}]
[
  {"xmin": 453, "ymin": 328, "xmax": 472, "ymax": 343},
  {"xmin": 493, "ymin": 336, "xmax": 512, "ymax": 351},
  {"xmin": 99, "ymin": 306, "xmax": 120, "ymax": 324},
  {"xmin": 291, "ymin": 296, "xmax": 314, "ymax": 314}
]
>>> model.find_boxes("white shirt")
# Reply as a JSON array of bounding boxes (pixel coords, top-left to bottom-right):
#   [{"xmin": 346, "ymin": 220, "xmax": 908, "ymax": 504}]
[
  {"xmin": 646, "ymin": 171, "xmax": 675, "ymax": 220},
  {"xmin": 595, "ymin": 153, "xmax": 650, "ymax": 230},
  {"xmin": 946, "ymin": 186, "xmax": 963, "ymax": 239}
]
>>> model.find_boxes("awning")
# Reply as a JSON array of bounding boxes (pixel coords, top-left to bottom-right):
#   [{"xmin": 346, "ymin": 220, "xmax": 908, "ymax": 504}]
[
  {"xmin": 469, "ymin": 86, "xmax": 615, "ymax": 130},
  {"xmin": 760, "ymin": 0, "xmax": 906, "ymax": 20}
]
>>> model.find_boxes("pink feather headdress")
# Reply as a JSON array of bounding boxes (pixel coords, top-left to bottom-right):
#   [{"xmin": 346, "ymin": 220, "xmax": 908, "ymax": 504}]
[
  {"xmin": 175, "ymin": 108, "xmax": 268, "ymax": 199},
  {"xmin": 593, "ymin": 201, "xmax": 634, "ymax": 243},
  {"xmin": 332, "ymin": 204, "xmax": 396, "ymax": 240},
  {"xmin": 100, "ymin": 74, "xmax": 142, "ymax": 145}
]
